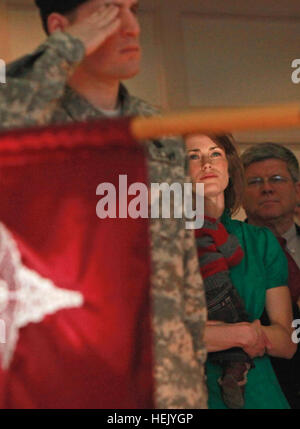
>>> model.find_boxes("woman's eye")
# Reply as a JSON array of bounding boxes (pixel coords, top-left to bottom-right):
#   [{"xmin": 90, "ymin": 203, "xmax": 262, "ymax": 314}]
[
  {"xmin": 211, "ymin": 151, "xmax": 222, "ymax": 157},
  {"xmin": 189, "ymin": 154, "xmax": 200, "ymax": 160}
]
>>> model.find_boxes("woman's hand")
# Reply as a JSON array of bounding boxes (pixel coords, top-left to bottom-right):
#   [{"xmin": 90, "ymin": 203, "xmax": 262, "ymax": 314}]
[
  {"xmin": 241, "ymin": 319, "xmax": 272, "ymax": 358},
  {"xmin": 204, "ymin": 319, "xmax": 271, "ymax": 356},
  {"xmin": 204, "ymin": 320, "xmax": 268, "ymax": 354}
]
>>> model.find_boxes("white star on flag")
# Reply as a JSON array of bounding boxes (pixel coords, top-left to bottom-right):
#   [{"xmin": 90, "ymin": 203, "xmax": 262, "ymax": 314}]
[{"xmin": 0, "ymin": 223, "xmax": 84, "ymax": 370}]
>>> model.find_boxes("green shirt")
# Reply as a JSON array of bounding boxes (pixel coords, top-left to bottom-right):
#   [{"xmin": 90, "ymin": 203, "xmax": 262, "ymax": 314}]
[{"xmin": 206, "ymin": 212, "xmax": 290, "ymax": 409}]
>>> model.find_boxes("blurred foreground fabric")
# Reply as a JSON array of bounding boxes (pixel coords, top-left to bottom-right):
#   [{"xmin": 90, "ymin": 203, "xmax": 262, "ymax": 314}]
[{"xmin": 0, "ymin": 118, "xmax": 153, "ymax": 408}]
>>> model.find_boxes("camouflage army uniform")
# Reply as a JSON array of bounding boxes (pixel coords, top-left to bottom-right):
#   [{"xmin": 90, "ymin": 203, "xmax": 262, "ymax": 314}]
[{"xmin": 0, "ymin": 31, "xmax": 207, "ymax": 408}]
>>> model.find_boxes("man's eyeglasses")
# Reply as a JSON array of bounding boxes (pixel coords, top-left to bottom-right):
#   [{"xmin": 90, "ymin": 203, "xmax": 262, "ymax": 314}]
[{"xmin": 246, "ymin": 175, "xmax": 291, "ymax": 187}]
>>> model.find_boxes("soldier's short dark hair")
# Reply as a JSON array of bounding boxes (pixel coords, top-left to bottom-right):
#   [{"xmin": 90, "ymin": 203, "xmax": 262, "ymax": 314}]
[
  {"xmin": 210, "ymin": 134, "xmax": 245, "ymax": 215},
  {"xmin": 241, "ymin": 142, "xmax": 299, "ymax": 183},
  {"xmin": 35, "ymin": 0, "xmax": 88, "ymax": 33}
]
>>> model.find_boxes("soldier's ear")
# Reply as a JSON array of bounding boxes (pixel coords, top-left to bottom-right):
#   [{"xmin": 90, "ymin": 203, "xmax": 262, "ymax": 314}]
[{"xmin": 47, "ymin": 13, "xmax": 71, "ymax": 35}]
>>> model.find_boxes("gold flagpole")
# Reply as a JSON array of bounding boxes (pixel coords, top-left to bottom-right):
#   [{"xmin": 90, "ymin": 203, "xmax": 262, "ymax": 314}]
[{"xmin": 130, "ymin": 103, "xmax": 300, "ymax": 140}]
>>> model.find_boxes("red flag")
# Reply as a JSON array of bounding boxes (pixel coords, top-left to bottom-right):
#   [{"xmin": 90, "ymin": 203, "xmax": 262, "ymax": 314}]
[{"xmin": 0, "ymin": 118, "xmax": 153, "ymax": 409}]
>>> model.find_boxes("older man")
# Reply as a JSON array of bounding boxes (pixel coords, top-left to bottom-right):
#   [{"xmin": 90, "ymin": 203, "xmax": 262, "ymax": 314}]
[
  {"xmin": 241, "ymin": 142, "xmax": 300, "ymax": 408},
  {"xmin": 0, "ymin": 0, "xmax": 207, "ymax": 408},
  {"xmin": 241, "ymin": 143, "xmax": 300, "ymax": 269},
  {"xmin": 241, "ymin": 143, "xmax": 300, "ymax": 306}
]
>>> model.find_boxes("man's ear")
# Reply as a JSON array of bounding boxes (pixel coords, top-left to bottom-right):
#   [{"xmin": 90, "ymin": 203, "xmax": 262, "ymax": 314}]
[
  {"xmin": 295, "ymin": 181, "xmax": 300, "ymax": 197},
  {"xmin": 293, "ymin": 181, "xmax": 300, "ymax": 211},
  {"xmin": 47, "ymin": 13, "xmax": 71, "ymax": 34}
]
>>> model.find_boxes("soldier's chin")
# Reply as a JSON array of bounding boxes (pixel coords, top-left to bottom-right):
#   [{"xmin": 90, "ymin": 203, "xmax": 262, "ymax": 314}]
[{"xmin": 121, "ymin": 66, "xmax": 140, "ymax": 81}]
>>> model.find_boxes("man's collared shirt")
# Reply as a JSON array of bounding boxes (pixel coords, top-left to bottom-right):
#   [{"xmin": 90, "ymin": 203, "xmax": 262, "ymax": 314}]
[{"xmin": 282, "ymin": 224, "xmax": 300, "ymax": 269}]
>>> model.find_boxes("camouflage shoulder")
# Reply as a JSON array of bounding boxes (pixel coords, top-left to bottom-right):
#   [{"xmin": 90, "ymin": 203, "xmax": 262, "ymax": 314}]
[
  {"xmin": 6, "ymin": 54, "xmax": 42, "ymax": 79},
  {"xmin": 43, "ymin": 31, "xmax": 85, "ymax": 64},
  {"xmin": 124, "ymin": 91, "xmax": 160, "ymax": 117},
  {"xmin": 123, "ymin": 88, "xmax": 188, "ymax": 166},
  {"xmin": 7, "ymin": 31, "xmax": 85, "ymax": 79}
]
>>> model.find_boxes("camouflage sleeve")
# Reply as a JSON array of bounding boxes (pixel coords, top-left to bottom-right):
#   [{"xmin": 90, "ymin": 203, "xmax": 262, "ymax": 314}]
[
  {"xmin": 180, "ymin": 143, "xmax": 207, "ymax": 368},
  {"xmin": 183, "ymin": 224, "xmax": 208, "ymax": 366},
  {"xmin": 181, "ymin": 168, "xmax": 208, "ymax": 407},
  {"xmin": 0, "ymin": 31, "xmax": 85, "ymax": 129}
]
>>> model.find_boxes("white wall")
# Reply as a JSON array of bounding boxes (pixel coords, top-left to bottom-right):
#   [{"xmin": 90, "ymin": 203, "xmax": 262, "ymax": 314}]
[
  {"xmin": 2, "ymin": 0, "xmax": 300, "ymax": 221},
  {"xmin": 2, "ymin": 0, "xmax": 300, "ymax": 150}
]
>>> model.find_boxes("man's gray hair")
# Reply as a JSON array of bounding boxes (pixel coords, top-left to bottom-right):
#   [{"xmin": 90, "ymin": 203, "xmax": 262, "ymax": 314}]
[{"xmin": 241, "ymin": 142, "xmax": 300, "ymax": 182}]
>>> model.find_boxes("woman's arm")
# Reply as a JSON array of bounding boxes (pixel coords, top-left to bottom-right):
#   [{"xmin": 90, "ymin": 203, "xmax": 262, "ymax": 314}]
[
  {"xmin": 206, "ymin": 286, "xmax": 296, "ymax": 359},
  {"xmin": 204, "ymin": 322, "xmax": 245, "ymax": 352},
  {"xmin": 204, "ymin": 320, "xmax": 270, "ymax": 355},
  {"xmin": 261, "ymin": 286, "xmax": 296, "ymax": 359}
]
